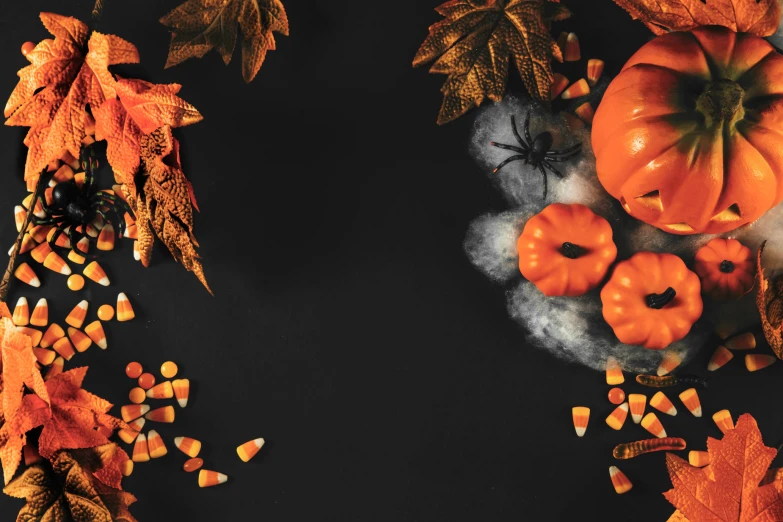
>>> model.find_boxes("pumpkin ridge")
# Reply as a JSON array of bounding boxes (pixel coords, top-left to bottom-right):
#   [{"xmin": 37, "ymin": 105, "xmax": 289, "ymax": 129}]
[
  {"xmin": 688, "ymin": 29, "xmax": 722, "ymax": 81},
  {"xmin": 735, "ymin": 49, "xmax": 778, "ymax": 91},
  {"xmin": 733, "ymin": 124, "xmax": 780, "ymax": 204}
]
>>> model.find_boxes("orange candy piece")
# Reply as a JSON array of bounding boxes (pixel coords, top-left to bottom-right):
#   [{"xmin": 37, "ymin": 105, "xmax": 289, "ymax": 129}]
[
  {"xmin": 121, "ymin": 404, "xmax": 150, "ymax": 423},
  {"xmin": 33, "ymin": 348, "xmax": 56, "ymax": 366},
  {"xmin": 132, "ymin": 433, "xmax": 150, "ymax": 463},
  {"xmin": 118, "ymin": 418, "xmax": 146, "ymax": 444},
  {"xmin": 52, "ymin": 337, "xmax": 75, "ymax": 361},
  {"xmin": 160, "ymin": 361, "xmax": 178, "ymax": 378},
  {"xmin": 609, "ymin": 466, "xmax": 632, "ymax": 494},
  {"xmin": 184, "ymin": 458, "xmax": 203, "ymax": 472},
  {"xmin": 173, "ymin": 378, "xmax": 190, "ymax": 408},
  {"xmin": 138, "ymin": 372, "xmax": 156, "ymax": 390},
  {"xmin": 628, "ymin": 394, "xmax": 646, "ymax": 424},
  {"xmin": 707, "ymin": 346, "xmax": 733, "ymax": 371},
  {"xmin": 572, "ymin": 406, "xmax": 590, "ymax": 437},
  {"xmin": 564, "ymin": 32, "xmax": 580, "ymax": 62},
  {"xmin": 587, "ymin": 58, "xmax": 605, "ymax": 86},
  {"xmin": 605, "ymin": 357, "xmax": 624, "ymax": 385},
  {"xmin": 43, "ymin": 251, "xmax": 71, "ymax": 276},
  {"xmin": 121, "ymin": 459, "xmax": 134, "ymax": 477},
  {"xmin": 67, "ymin": 274, "xmax": 85, "ymax": 291},
  {"xmin": 14, "ymin": 205, "xmax": 26, "ymax": 232},
  {"xmin": 15, "ymin": 263, "xmax": 40, "ymax": 287},
  {"xmin": 605, "ymin": 403, "xmax": 628, "ymax": 431},
  {"xmin": 725, "ymin": 332, "xmax": 756, "ymax": 350},
  {"xmin": 650, "ymin": 391, "xmax": 677, "ymax": 416},
  {"xmin": 83, "ymin": 261, "xmax": 110, "ymax": 286},
  {"xmin": 550, "ymin": 73, "xmax": 569, "ymax": 100},
  {"xmin": 147, "ymin": 430, "xmax": 167, "ymax": 458},
  {"xmin": 40, "ymin": 323, "xmax": 64, "ymax": 348},
  {"xmin": 97, "ymin": 304, "xmax": 115, "ymax": 321},
  {"xmin": 17, "ymin": 327, "xmax": 42, "ymax": 347},
  {"xmin": 84, "ymin": 321, "xmax": 107, "ymax": 349},
  {"xmin": 561, "ymin": 78, "xmax": 589, "ymax": 100},
  {"xmin": 689, "ymin": 451, "xmax": 710, "ymax": 467},
  {"xmin": 129, "ymin": 387, "xmax": 146, "ymax": 404},
  {"xmin": 126, "ymin": 361, "xmax": 143, "ymax": 379},
  {"xmin": 713, "ymin": 409, "xmax": 734, "ymax": 434},
  {"xmin": 67, "ymin": 249, "xmax": 86, "ymax": 265},
  {"xmin": 198, "ymin": 470, "xmax": 228, "ymax": 488},
  {"xmin": 607, "ymin": 387, "xmax": 625, "ymax": 405},
  {"xmin": 97, "ymin": 223, "xmax": 115, "ymax": 251},
  {"xmin": 746, "ymin": 354, "xmax": 775, "ymax": 372},
  {"xmin": 65, "ymin": 300, "xmax": 88, "ymax": 328},
  {"xmin": 679, "ymin": 388, "xmax": 702, "ymax": 418},
  {"xmin": 117, "ymin": 293, "xmax": 135, "ymax": 321},
  {"xmin": 29, "ymin": 225, "xmax": 51, "ymax": 244},
  {"xmin": 30, "ymin": 298, "xmax": 48, "ymax": 327},
  {"xmin": 13, "ymin": 297, "xmax": 29, "ymax": 326},
  {"xmin": 237, "ymin": 438, "xmax": 265, "ymax": 462},
  {"xmin": 657, "ymin": 352, "xmax": 682, "ymax": 376},
  {"xmin": 146, "ymin": 405, "xmax": 175, "ymax": 423},
  {"xmin": 146, "ymin": 381, "xmax": 174, "ymax": 399},
  {"xmin": 574, "ymin": 102, "xmax": 594, "ymax": 125},
  {"xmin": 67, "ymin": 327, "xmax": 92, "ymax": 353},
  {"xmin": 30, "ymin": 242, "xmax": 53, "ymax": 264},
  {"xmin": 174, "ymin": 436, "xmax": 202, "ymax": 458},
  {"xmin": 641, "ymin": 412, "xmax": 667, "ymax": 438}
]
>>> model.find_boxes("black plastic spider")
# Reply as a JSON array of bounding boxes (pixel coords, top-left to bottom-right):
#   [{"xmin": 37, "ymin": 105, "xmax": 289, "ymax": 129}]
[
  {"xmin": 30, "ymin": 146, "xmax": 130, "ymax": 253},
  {"xmin": 490, "ymin": 109, "xmax": 582, "ymax": 200}
]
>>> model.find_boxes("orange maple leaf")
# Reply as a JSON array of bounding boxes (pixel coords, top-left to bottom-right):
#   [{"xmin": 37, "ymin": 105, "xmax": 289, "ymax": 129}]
[
  {"xmin": 612, "ymin": 0, "xmax": 781, "ymax": 37},
  {"xmin": 93, "ymin": 77, "xmax": 203, "ymax": 189},
  {"xmin": 664, "ymin": 413, "xmax": 783, "ymax": 521},
  {"xmin": 4, "ymin": 12, "xmax": 140, "ymax": 181}
]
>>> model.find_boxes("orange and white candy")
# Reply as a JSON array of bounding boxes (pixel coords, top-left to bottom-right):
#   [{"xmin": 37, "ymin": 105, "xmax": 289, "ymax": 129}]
[
  {"xmin": 605, "ymin": 357, "xmax": 624, "ymax": 385},
  {"xmin": 118, "ymin": 418, "xmax": 146, "ymax": 444},
  {"xmin": 117, "ymin": 293, "xmax": 135, "ymax": 322},
  {"xmin": 14, "ymin": 205, "xmax": 26, "ymax": 232},
  {"xmin": 708, "ymin": 346, "xmax": 733, "ymax": 371},
  {"xmin": 650, "ymin": 391, "xmax": 677, "ymax": 416},
  {"xmin": 174, "ymin": 436, "xmax": 202, "ymax": 458},
  {"xmin": 725, "ymin": 332, "xmax": 756, "ymax": 350},
  {"xmin": 67, "ymin": 327, "xmax": 92, "ymax": 353},
  {"xmin": 605, "ymin": 403, "xmax": 628, "ymax": 431},
  {"xmin": 30, "ymin": 242, "xmax": 52, "ymax": 264},
  {"xmin": 237, "ymin": 438, "xmax": 265, "ymax": 462},
  {"xmin": 84, "ymin": 320, "xmax": 107, "ymax": 349},
  {"xmin": 688, "ymin": 451, "xmax": 710, "ymax": 467},
  {"xmin": 33, "ymin": 348, "xmax": 55, "ymax": 366},
  {"xmin": 132, "ymin": 433, "xmax": 150, "ymax": 463},
  {"xmin": 12, "ymin": 297, "xmax": 29, "ymax": 326},
  {"xmin": 76, "ymin": 237, "xmax": 90, "ymax": 253},
  {"xmin": 52, "ymin": 337, "xmax": 75, "ymax": 360},
  {"xmin": 19, "ymin": 234, "xmax": 36, "ymax": 255},
  {"xmin": 550, "ymin": 73, "xmax": 569, "ymax": 100},
  {"xmin": 40, "ymin": 323, "xmax": 64, "ymax": 348},
  {"xmin": 14, "ymin": 263, "xmax": 40, "ymax": 287},
  {"xmin": 67, "ymin": 250, "xmax": 85, "ymax": 265},
  {"xmin": 628, "ymin": 394, "xmax": 646, "ymax": 424},
  {"xmin": 574, "ymin": 102, "xmax": 594, "ymax": 125},
  {"xmin": 587, "ymin": 59, "xmax": 605, "ymax": 86},
  {"xmin": 609, "ymin": 466, "xmax": 632, "ymax": 494},
  {"xmin": 713, "ymin": 410, "xmax": 734, "ymax": 434},
  {"xmin": 133, "ymin": 240, "xmax": 141, "ymax": 261},
  {"xmin": 83, "ymin": 261, "xmax": 110, "ymax": 286},
  {"xmin": 561, "ymin": 78, "xmax": 589, "ymax": 100},
  {"xmin": 198, "ymin": 470, "xmax": 227, "ymax": 488},
  {"xmin": 147, "ymin": 430, "xmax": 167, "ymax": 458},
  {"xmin": 146, "ymin": 381, "xmax": 174, "ymax": 399},
  {"xmin": 121, "ymin": 459, "xmax": 134, "ymax": 477},
  {"xmin": 65, "ymin": 300, "xmax": 88, "ymax": 328},
  {"xmin": 572, "ymin": 406, "xmax": 590, "ymax": 437},
  {"xmin": 641, "ymin": 412, "xmax": 667, "ymax": 438},
  {"xmin": 43, "ymin": 251, "xmax": 71, "ymax": 276},
  {"xmin": 679, "ymin": 388, "xmax": 702, "ymax": 417},
  {"xmin": 746, "ymin": 354, "xmax": 775, "ymax": 372},
  {"xmin": 121, "ymin": 404, "xmax": 150, "ymax": 423},
  {"xmin": 29, "ymin": 225, "xmax": 51, "ymax": 244},
  {"xmin": 657, "ymin": 352, "xmax": 681, "ymax": 376},
  {"xmin": 17, "ymin": 327, "xmax": 42, "ymax": 347},
  {"xmin": 173, "ymin": 378, "xmax": 190, "ymax": 408},
  {"xmin": 47, "ymin": 226, "xmax": 70, "ymax": 248},
  {"xmin": 97, "ymin": 223, "xmax": 115, "ymax": 251},
  {"xmin": 30, "ymin": 298, "xmax": 48, "ymax": 327},
  {"xmin": 146, "ymin": 405, "xmax": 175, "ymax": 423},
  {"xmin": 125, "ymin": 224, "xmax": 138, "ymax": 239},
  {"xmin": 564, "ymin": 32, "xmax": 580, "ymax": 62}
]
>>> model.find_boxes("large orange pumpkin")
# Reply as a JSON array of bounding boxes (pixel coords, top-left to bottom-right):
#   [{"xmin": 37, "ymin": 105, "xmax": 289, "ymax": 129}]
[{"xmin": 592, "ymin": 26, "xmax": 783, "ymax": 235}]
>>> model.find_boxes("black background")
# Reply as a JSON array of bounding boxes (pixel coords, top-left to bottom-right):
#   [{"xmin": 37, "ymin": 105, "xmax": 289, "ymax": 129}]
[{"xmin": 1, "ymin": 1, "xmax": 782, "ymax": 521}]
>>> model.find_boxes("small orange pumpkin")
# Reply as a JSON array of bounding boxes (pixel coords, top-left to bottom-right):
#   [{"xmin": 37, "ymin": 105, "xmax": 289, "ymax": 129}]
[
  {"xmin": 694, "ymin": 238, "xmax": 755, "ymax": 301},
  {"xmin": 601, "ymin": 252, "xmax": 703, "ymax": 350},
  {"xmin": 517, "ymin": 203, "xmax": 617, "ymax": 297}
]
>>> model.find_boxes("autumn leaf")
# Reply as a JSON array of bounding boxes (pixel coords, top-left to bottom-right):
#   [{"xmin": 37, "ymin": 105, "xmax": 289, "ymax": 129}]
[
  {"xmin": 664, "ymin": 413, "xmax": 783, "ymax": 521},
  {"xmin": 612, "ymin": 0, "xmax": 781, "ymax": 37},
  {"xmin": 4, "ymin": 12, "xmax": 140, "ymax": 181},
  {"xmin": 4, "ymin": 448, "xmax": 137, "ymax": 522},
  {"xmin": 124, "ymin": 125, "xmax": 211, "ymax": 292},
  {"xmin": 757, "ymin": 241, "xmax": 783, "ymax": 359},
  {"xmin": 93, "ymin": 77, "xmax": 203, "ymax": 190},
  {"xmin": 0, "ymin": 302, "xmax": 11, "ymax": 319},
  {"xmin": 159, "ymin": 0, "xmax": 289, "ymax": 83},
  {"xmin": 413, "ymin": 0, "xmax": 570, "ymax": 124}
]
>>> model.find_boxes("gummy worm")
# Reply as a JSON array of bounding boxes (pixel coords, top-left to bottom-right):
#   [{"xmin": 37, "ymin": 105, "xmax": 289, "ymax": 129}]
[
  {"xmin": 613, "ymin": 438, "xmax": 687, "ymax": 459},
  {"xmin": 635, "ymin": 374, "xmax": 707, "ymax": 388}
]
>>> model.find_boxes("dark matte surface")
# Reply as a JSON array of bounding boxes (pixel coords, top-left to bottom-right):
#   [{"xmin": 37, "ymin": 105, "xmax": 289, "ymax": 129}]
[{"xmin": 0, "ymin": 1, "xmax": 782, "ymax": 521}]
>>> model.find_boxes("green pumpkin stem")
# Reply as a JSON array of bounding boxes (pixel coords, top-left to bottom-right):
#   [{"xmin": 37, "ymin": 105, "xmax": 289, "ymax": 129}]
[
  {"xmin": 646, "ymin": 287, "xmax": 676, "ymax": 309},
  {"xmin": 719, "ymin": 260, "xmax": 735, "ymax": 274},
  {"xmin": 696, "ymin": 79, "xmax": 744, "ymax": 129},
  {"xmin": 561, "ymin": 242, "xmax": 584, "ymax": 259}
]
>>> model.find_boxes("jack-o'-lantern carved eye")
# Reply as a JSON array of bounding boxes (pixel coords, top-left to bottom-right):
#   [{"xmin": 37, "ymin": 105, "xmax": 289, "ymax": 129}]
[
  {"xmin": 663, "ymin": 223, "xmax": 695, "ymax": 233},
  {"xmin": 635, "ymin": 190, "xmax": 663, "ymax": 212},
  {"xmin": 711, "ymin": 204, "xmax": 742, "ymax": 224}
]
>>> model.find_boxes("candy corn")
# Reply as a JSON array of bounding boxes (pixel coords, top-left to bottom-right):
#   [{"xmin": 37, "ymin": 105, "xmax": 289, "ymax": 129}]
[
  {"xmin": 725, "ymin": 332, "xmax": 756, "ymax": 350},
  {"xmin": 606, "ymin": 357, "xmax": 624, "ymax": 385},
  {"xmin": 84, "ymin": 320, "xmax": 107, "ymax": 349},
  {"xmin": 129, "ymin": 387, "xmax": 146, "ymax": 404},
  {"xmin": 198, "ymin": 470, "xmax": 227, "ymax": 488},
  {"xmin": 43, "ymin": 251, "xmax": 71, "ymax": 275},
  {"xmin": 125, "ymin": 224, "xmax": 138, "ymax": 239},
  {"xmin": 587, "ymin": 59, "xmax": 605, "ymax": 86},
  {"xmin": 15, "ymin": 263, "xmax": 40, "ymax": 287},
  {"xmin": 147, "ymin": 430, "xmax": 167, "ymax": 458},
  {"xmin": 609, "ymin": 466, "xmax": 632, "ymax": 494},
  {"xmin": 121, "ymin": 404, "xmax": 150, "ymax": 423},
  {"xmin": 184, "ymin": 458, "xmax": 203, "ymax": 472},
  {"xmin": 557, "ymin": 31, "xmax": 568, "ymax": 56},
  {"xmin": 52, "ymin": 337, "xmax": 75, "ymax": 360},
  {"xmin": 67, "ymin": 250, "xmax": 85, "ymax": 265},
  {"xmin": 605, "ymin": 403, "xmax": 628, "ymax": 431},
  {"xmin": 121, "ymin": 459, "xmax": 134, "ymax": 477},
  {"xmin": 17, "ymin": 327, "xmax": 42, "ymax": 347},
  {"xmin": 550, "ymin": 73, "xmax": 569, "ymax": 100},
  {"xmin": 713, "ymin": 410, "xmax": 734, "ymax": 433},
  {"xmin": 628, "ymin": 394, "xmax": 646, "ymax": 424},
  {"xmin": 650, "ymin": 391, "xmax": 677, "ymax": 416},
  {"xmin": 33, "ymin": 347, "xmax": 55, "ymax": 366},
  {"xmin": 76, "ymin": 237, "xmax": 90, "ymax": 253},
  {"xmin": 689, "ymin": 451, "xmax": 710, "ymax": 467},
  {"xmin": 97, "ymin": 223, "xmax": 115, "ymax": 251},
  {"xmin": 657, "ymin": 352, "xmax": 682, "ymax": 376},
  {"xmin": 84, "ymin": 261, "xmax": 110, "ymax": 286},
  {"xmin": 47, "ymin": 227, "xmax": 70, "ymax": 248},
  {"xmin": 679, "ymin": 388, "xmax": 702, "ymax": 417},
  {"xmin": 572, "ymin": 406, "xmax": 590, "ymax": 437},
  {"xmin": 14, "ymin": 205, "xmax": 26, "ymax": 232},
  {"xmin": 45, "ymin": 357, "xmax": 64, "ymax": 381},
  {"xmin": 29, "ymin": 225, "xmax": 51, "ymax": 244},
  {"xmin": 23, "ymin": 444, "xmax": 42, "ymax": 466},
  {"xmin": 117, "ymin": 293, "xmax": 135, "ymax": 322},
  {"xmin": 237, "ymin": 438, "xmax": 265, "ymax": 463},
  {"xmin": 173, "ymin": 379, "xmax": 190, "ymax": 408},
  {"xmin": 118, "ymin": 418, "xmax": 146, "ymax": 444},
  {"xmin": 67, "ymin": 327, "xmax": 92, "ymax": 352},
  {"xmin": 608, "ymin": 387, "xmax": 625, "ymax": 405},
  {"xmin": 30, "ymin": 298, "xmax": 48, "ymax": 327},
  {"xmin": 65, "ymin": 300, "xmax": 88, "ymax": 328},
  {"xmin": 561, "ymin": 78, "xmax": 589, "ymax": 100},
  {"xmin": 13, "ymin": 297, "xmax": 29, "ymax": 326},
  {"xmin": 146, "ymin": 405, "xmax": 175, "ymax": 423},
  {"xmin": 746, "ymin": 354, "xmax": 775, "ymax": 372},
  {"xmin": 51, "ymin": 164, "xmax": 73, "ymax": 185},
  {"xmin": 19, "ymin": 234, "xmax": 36, "ymax": 255},
  {"xmin": 708, "ymin": 345, "xmax": 733, "ymax": 371},
  {"xmin": 174, "ymin": 436, "xmax": 202, "ymax": 458},
  {"xmin": 97, "ymin": 304, "xmax": 114, "ymax": 321},
  {"xmin": 641, "ymin": 412, "xmax": 667, "ymax": 438},
  {"xmin": 132, "ymin": 433, "xmax": 150, "ymax": 462},
  {"xmin": 146, "ymin": 381, "xmax": 174, "ymax": 399},
  {"xmin": 30, "ymin": 242, "xmax": 52, "ymax": 264},
  {"xmin": 40, "ymin": 323, "xmax": 65, "ymax": 348},
  {"xmin": 574, "ymin": 102, "xmax": 594, "ymax": 125},
  {"xmin": 564, "ymin": 33, "xmax": 580, "ymax": 61},
  {"xmin": 133, "ymin": 240, "xmax": 141, "ymax": 261}
]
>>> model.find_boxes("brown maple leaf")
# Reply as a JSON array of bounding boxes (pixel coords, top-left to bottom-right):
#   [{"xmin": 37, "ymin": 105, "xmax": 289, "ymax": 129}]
[
  {"xmin": 612, "ymin": 0, "xmax": 781, "ymax": 37},
  {"xmin": 4, "ymin": 12, "xmax": 140, "ymax": 181},
  {"xmin": 413, "ymin": 0, "xmax": 571, "ymax": 124},
  {"xmin": 124, "ymin": 125, "xmax": 211, "ymax": 292},
  {"xmin": 757, "ymin": 241, "xmax": 783, "ymax": 359},
  {"xmin": 4, "ymin": 447, "xmax": 137, "ymax": 522},
  {"xmin": 93, "ymin": 77, "xmax": 203, "ymax": 190},
  {"xmin": 160, "ymin": 0, "xmax": 289, "ymax": 83},
  {"xmin": 664, "ymin": 413, "xmax": 783, "ymax": 521}
]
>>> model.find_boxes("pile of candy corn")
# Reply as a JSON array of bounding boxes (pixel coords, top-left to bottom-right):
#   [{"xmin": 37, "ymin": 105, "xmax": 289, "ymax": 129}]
[{"xmin": 548, "ymin": 31, "xmax": 604, "ymax": 130}]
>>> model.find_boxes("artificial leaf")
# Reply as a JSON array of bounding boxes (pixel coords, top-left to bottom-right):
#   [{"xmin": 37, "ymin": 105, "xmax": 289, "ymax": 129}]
[
  {"xmin": 93, "ymin": 77, "xmax": 203, "ymax": 190},
  {"xmin": 0, "ymin": 317, "xmax": 48, "ymax": 428},
  {"xmin": 160, "ymin": 0, "xmax": 289, "ymax": 83},
  {"xmin": 4, "ymin": 12, "xmax": 140, "ymax": 181},
  {"xmin": 757, "ymin": 241, "xmax": 783, "ymax": 359},
  {"xmin": 126, "ymin": 125, "xmax": 211, "ymax": 293},
  {"xmin": 664, "ymin": 413, "xmax": 783, "ymax": 521},
  {"xmin": 0, "ymin": 302, "xmax": 11, "ymax": 319},
  {"xmin": 612, "ymin": 0, "xmax": 781, "ymax": 37},
  {"xmin": 4, "ymin": 448, "xmax": 137, "ymax": 522},
  {"xmin": 413, "ymin": 0, "xmax": 571, "ymax": 124}
]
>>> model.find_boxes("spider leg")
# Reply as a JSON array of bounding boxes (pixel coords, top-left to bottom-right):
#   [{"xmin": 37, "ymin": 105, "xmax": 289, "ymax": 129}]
[
  {"xmin": 490, "ymin": 142, "xmax": 527, "ymax": 154},
  {"xmin": 32, "ymin": 215, "xmax": 65, "ymax": 227},
  {"xmin": 546, "ymin": 142, "xmax": 582, "ymax": 157},
  {"xmin": 523, "ymin": 109, "xmax": 533, "ymax": 145},
  {"xmin": 492, "ymin": 155, "xmax": 526, "ymax": 173},
  {"xmin": 538, "ymin": 164, "xmax": 548, "ymax": 201},
  {"xmin": 83, "ymin": 158, "xmax": 95, "ymax": 194},
  {"xmin": 36, "ymin": 191, "xmax": 55, "ymax": 215},
  {"xmin": 509, "ymin": 115, "xmax": 529, "ymax": 150},
  {"xmin": 544, "ymin": 150, "xmax": 581, "ymax": 162},
  {"xmin": 542, "ymin": 161, "xmax": 565, "ymax": 179},
  {"xmin": 68, "ymin": 224, "xmax": 93, "ymax": 255},
  {"xmin": 95, "ymin": 192, "xmax": 132, "ymax": 213}
]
